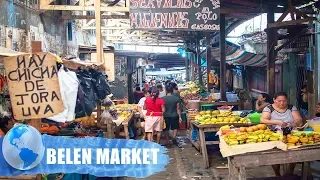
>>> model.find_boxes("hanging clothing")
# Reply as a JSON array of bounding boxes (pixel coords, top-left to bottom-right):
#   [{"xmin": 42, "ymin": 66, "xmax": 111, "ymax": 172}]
[
  {"xmin": 47, "ymin": 66, "xmax": 79, "ymax": 123},
  {"xmin": 208, "ymin": 72, "xmax": 214, "ymax": 84}
]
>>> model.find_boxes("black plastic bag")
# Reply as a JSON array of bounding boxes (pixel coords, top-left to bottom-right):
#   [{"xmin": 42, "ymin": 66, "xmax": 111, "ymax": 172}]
[
  {"xmin": 75, "ymin": 69, "xmax": 97, "ymax": 117},
  {"xmin": 90, "ymin": 69, "xmax": 111, "ymax": 100}
]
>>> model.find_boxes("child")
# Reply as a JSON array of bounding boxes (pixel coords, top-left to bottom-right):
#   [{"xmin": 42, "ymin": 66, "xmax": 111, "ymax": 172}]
[{"xmin": 315, "ymin": 103, "xmax": 320, "ymax": 118}]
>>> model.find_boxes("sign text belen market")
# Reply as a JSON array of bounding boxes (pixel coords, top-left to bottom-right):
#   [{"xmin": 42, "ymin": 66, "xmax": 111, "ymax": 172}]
[
  {"xmin": 129, "ymin": 0, "xmax": 220, "ymax": 31},
  {"xmin": 4, "ymin": 53, "xmax": 63, "ymax": 120}
]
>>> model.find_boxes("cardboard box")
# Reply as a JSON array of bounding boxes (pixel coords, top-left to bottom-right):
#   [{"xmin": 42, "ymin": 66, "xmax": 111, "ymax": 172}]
[{"xmin": 219, "ymin": 136, "xmax": 288, "ymax": 157}]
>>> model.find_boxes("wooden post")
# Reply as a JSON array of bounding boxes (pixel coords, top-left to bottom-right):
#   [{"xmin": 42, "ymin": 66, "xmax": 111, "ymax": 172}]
[
  {"xmin": 206, "ymin": 32, "xmax": 212, "ymax": 92},
  {"xmin": 29, "ymin": 119, "xmax": 42, "ymax": 180},
  {"xmin": 316, "ymin": 15, "xmax": 320, "ymax": 103},
  {"xmin": 185, "ymin": 53, "xmax": 190, "ymax": 81},
  {"xmin": 95, "ymin": 0, "xmax": 102, "ymax": 63},
  {"xmin": 267, "ymin": 10, "xmax": 277, "ymax": 97},
  {"xmin": 197, "ymin": 38, "xmax": 203, "ymax": 85},
  {"xmin": 220, "ymin": 14, "xmax": 227, "ymax": 101}
]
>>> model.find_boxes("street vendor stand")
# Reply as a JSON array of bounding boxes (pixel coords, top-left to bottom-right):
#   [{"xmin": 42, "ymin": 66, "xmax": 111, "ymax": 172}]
[
  {"xmin": 227, "ymin": 145, "xmax": 320, "ymax": 180},
  {"xmin": 190, "ymin": 121, "xmax": 252, "ymax": 168}
]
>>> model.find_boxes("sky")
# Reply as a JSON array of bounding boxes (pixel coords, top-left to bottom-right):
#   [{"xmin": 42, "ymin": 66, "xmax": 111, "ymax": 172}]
[{"xmin": 227, "ymin": 13, "xmax": 292, "ymax": 44}]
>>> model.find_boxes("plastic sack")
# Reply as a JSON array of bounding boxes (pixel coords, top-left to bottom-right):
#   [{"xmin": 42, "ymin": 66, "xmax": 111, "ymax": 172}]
[
  {"xmin": 98, "ymin": 110, "xmax": 114, "ymax": 125},
  {"xmin": 101, "ymin": 96, "xmax": 113, "ymax": 107},
  {"xmin": 48, "ymin": 66, "xmax": 79, "ymax": 123},
  {"xmin": 75, "ymin": 70, "xmax": 98, "ymax": 117},
  {"xmin": 90, "ymin": 69, "xmax": 111, "ymax": 100}
]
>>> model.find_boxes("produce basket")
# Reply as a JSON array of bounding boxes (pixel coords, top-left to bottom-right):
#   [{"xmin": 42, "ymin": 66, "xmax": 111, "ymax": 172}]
[{"xmin": 217, "ymin": 106, "xmax": 233, "ymax": 113}]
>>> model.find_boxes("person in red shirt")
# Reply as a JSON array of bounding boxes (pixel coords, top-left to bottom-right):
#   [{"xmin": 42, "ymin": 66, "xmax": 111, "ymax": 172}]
[{"xmin": 144, "ymin": 89, "xmax": 165, "ymax": 143}]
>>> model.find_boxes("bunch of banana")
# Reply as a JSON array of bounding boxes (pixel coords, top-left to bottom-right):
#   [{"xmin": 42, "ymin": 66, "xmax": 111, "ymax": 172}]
[
  {"xmin": 283, "ymin": 132, "xmax": 320, "ymax": 147},
  {"xmin": 223, "ymin": 130, "xmax": 281, "ymax": 146}
]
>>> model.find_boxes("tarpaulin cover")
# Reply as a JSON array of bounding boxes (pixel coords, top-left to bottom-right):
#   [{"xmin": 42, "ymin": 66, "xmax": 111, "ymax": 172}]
[{"xmin": 212, "ymin": 41, "xmax": 267, "ymax": 67}]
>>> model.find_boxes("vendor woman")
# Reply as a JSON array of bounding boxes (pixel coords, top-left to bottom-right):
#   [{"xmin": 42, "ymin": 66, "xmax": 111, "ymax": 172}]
[{"xmin": 260, "ymin": 91, "xmax": 302, "ymax": 176}]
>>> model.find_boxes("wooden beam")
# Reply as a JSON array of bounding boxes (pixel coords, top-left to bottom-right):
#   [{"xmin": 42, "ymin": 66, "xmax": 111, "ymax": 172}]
[
  {"xmin": 39, "ymin": 5, "xmax": 129, "ymax": 12},
  {"xmin": 61, "ymin": 14, "xmax": 128, "ymax": 20},
  {"xmin": 220, "ymin": 14, "xmax": 227, "ymax": 101},
  {"xmin": 95, "ymin": 0, "xmax": 102, "ymax": 63},
  {"xmin": 220, "ymin": 7, "xmax": 285, "ymax": 14},
  {"xmin": 268, "ymin": 18, "xmax": 315, "ymax": 28},
  {"xmin": 275, "ymin": 28, "xmax": 308, "ymax": 52},
  {"xmin": 267, "ymin": 10, "xmax": 277, "ymax": 97},
  {"xmin": 40, "ymin": 0, "xmax": 54, "ymax": 6},
  {"xmin": 83, "ymin": 26, "xmax": 130, "ymax": 30},
  {"xmin": 276, "ymin": 8, "xmax": 290, "ymax": 22},
  {"xmin": 206, "ymin": 32, "xmax": 212, "ymax": 92}
]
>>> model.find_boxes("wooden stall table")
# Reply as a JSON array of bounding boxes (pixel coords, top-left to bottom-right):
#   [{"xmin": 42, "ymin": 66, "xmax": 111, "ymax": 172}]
[
  {"xmin": 120, "ymin": 114, "xmax": 135, "ymax": 139},
  {"xmin": 227, "ymin": 144, "xmax": 320, "ymax": 180},
  {"xmin": 190, "ymin": 121, "xmax": 251, "ymax": 168},
  {"xmin": 0, "ymin": 176, "xmax": 38, "ymax": 180}
]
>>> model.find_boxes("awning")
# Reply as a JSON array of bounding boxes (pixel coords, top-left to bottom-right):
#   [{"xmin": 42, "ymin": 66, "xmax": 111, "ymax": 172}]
[{"xmin": 212, "ymin": 41, "xmax": 267, "ymax": 67}]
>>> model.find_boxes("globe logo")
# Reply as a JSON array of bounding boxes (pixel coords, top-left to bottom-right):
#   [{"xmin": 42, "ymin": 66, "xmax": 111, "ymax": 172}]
[{"xmin": 2, "ymin": 124, "xmax": 45, "ymax": 170}]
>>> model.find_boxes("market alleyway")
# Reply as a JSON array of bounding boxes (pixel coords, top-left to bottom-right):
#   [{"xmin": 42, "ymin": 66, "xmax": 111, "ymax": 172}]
[{"xmin": 121, "ymin": 131, "xmax": 302, "ymax": 180}]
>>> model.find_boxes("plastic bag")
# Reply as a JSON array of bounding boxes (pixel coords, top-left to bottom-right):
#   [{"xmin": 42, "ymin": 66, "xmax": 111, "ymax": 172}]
[
  {"xmin": 101, "ymin": 96, "xmax": 113, "ymax": 107},
  {"xmin": 90, "ymin": 69, "xmax": 111, "ymax": 100},
  {"xmin": 75, "ymin": 70, "xmax": 97, "ymax": 117},
  {"xmin": 99, "ymin": 110, "xmax": 114, "ymax": 125}
]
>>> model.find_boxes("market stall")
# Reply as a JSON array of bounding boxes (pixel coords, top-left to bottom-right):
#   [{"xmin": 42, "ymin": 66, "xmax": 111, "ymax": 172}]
[
  {"xmin": 0, "ymin": 52, "xmax": 125, "ymax": 180},
  {"xmin": 228, "ymin": 146, "xmax": 320, "ymax": 180},
  {"xmin": 188, "ymin": 107, "xmax": 253, "ymax": 168},
  {"xmin": 219, "ymin": 123, "xmax": 320, "ymax": 179}
]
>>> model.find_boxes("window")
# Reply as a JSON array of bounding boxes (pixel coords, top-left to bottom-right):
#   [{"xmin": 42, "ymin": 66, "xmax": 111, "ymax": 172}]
[{"xmin": 67, "ymin": 21, "xmax": 72, "ymax": 41}]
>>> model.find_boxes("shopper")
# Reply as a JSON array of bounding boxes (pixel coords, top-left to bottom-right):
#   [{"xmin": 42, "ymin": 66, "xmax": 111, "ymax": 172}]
[
  {"xmin": 299, "ymin": 85, "xmax": 308, "ymax": 119},
  {"xmin": 260, "ymin": 92, "xmax": 302, "ymax": 177},
  {"xmin": 133, "ymin": 87, "xmax": 144, "ymax": 104},
  {"xmin": 137, "ymin": 89, "xmax": 151, "ymax": 139},
  {"xmin": 162, "ymin": 86, "xmax": 182, "ymax": 146},
  {"xmin": 144, "ymin": 89, "xmax": 165, "ymax": 144},
  {"xmin": 255, "ymin": 93, "xmax": 272, "ymax": 113},
  {"xmin": 157, "ymin": 83, "xmax": 166, "ymax": 98}
]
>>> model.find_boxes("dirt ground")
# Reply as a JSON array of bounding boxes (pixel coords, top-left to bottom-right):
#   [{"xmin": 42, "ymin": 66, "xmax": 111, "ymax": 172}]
[{"xmin": 122, "ymin": 131, "xmax": 303, "ymax": 180}]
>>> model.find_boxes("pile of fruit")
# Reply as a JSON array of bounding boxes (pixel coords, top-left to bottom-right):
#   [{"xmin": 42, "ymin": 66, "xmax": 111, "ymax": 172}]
[
  {"xmin": 283, "ymin": 132, "xmax": 320, "ymax": 147},
  {"xmin": 223, "ymin": 124, "xmax": 282, "ymax": 146},
  {"xmin": 73, "ymin": 115, "xmax": 96, "ymax": 127},
  {"xmin": 118, "ymin": 110, "xmax": 132, "ymax": 119},
  {"xmin": 195, "ymin": 110, "xmax": 248, "ymax": 125},
  {"xmin": 113, "ymin": 104, "xmax": 138, "ymax": 112}
]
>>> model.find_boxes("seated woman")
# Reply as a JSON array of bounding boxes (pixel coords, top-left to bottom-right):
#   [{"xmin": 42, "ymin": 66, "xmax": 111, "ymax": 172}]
[
  {"xmin": 255, "ymin": 93, "xmax": 272, "ymax": 113},
  {"xmin": 260, "ymin": 92, "xmax": 302, "ymax": 177}
]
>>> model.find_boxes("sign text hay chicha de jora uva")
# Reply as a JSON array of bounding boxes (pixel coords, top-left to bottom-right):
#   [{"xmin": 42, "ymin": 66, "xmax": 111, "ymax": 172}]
[
  {"xmin": 129, "ymin": 0, "xmax": 220, "ymax": 31},
  {"xmin": 4, "ymin": 53, "xmax": 63, "ymax": 120}
]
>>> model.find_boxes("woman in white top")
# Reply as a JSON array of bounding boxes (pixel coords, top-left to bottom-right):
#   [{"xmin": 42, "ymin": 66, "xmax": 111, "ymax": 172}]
[{"xmin": 137, "ymin": 89, "xmax": 151, "ymax": 139}]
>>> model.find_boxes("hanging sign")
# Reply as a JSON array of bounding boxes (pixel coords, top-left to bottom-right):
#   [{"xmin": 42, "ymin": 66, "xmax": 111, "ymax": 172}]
[
  {"xmin": 129, "ymin": 0, "xmax": 220, "ymax": 31},
  {"xmin": 4, "ymin": 53, "xmax": 63, "ymax": 120}
]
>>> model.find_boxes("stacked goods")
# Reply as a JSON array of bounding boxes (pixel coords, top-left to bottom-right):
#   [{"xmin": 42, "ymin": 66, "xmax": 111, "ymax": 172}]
[
  {"xmin": 73, "ymin": 115, "xmax": 96, "ymax": 127},
  {"xmin": 40, "ymin": 123, "xmax": 60, "ymax": 134},
  {"xmin": 182, "ymin": 93, "xmax": 201, "ymax": 100},
  {"xmin": 195, "ymin": 110, "xmax": 249, "ymax": 125},
  {"xmin": 113, "ymin": 104, "xmax": 138, "ymax": 112},
  {"xmin": 187, "ymin": 110, "xmax": 198, "ymax": 120},
  {"xmin": 283, "ymin": 131, "xmax": 320, "ymax": 147},
  {"xmin": 223, "ymin": 124, "xmax": 282, "ymax": 146},
  {"xmin": 180, "ymin": 82, "xmax": 205, "ymax": 100},
  {"xmin": 118, "ymin": 110, "xmax": 132, "ymax": 119}
]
